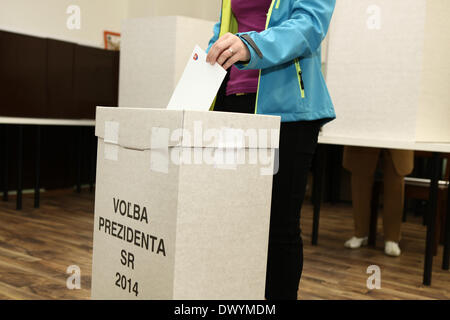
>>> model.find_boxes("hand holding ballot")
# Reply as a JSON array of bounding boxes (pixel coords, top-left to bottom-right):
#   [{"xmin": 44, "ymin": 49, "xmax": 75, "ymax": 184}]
[
  {"xmin": 206, "ymin": 32, "xmax": 251, "ymax": 70},
  {"xmin": 167, "ymin": 45, "xmax": 227, "ymax": 111}
]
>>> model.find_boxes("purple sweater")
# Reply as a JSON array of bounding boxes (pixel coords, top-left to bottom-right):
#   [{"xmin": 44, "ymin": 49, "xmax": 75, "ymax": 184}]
[{"xmin": 226, "ymin": 0, "xmax": 272, "ymax": 96}]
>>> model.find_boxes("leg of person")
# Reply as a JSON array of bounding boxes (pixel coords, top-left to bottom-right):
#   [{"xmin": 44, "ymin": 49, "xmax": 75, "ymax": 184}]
[
  {"xmin": 382, "ymin": 150, "xmax": 406, "ymax": 256},
  {"xmin": 343, "ymin": 147, "xmax": 380, "ymax": 248},
  {"xmin": 265, "ymin": 120, "xmax": 321, "ymax": 300}
]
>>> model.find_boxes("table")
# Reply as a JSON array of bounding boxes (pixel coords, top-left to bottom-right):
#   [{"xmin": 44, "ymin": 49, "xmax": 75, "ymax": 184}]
[
  {"xmin": 313, "ymin": 134, "xmax": 450, "ymax": 286},
  {"xmin": 0, "ymin": 117, "xmax": 95, "ymax": 210}
]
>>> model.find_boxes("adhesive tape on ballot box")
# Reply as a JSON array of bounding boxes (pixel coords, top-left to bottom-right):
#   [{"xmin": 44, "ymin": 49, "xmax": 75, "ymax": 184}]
[
  {"xmin": 217, "ymin": 128, "xmax": 245, "ymax": 149},
  {"xmin": 150, "ymin": 127, "xmax": 170, "ymax": 173},
  {"xmin": 214, "ymin": 128, "xmax": 245, "ymax": 170},
  {"xmin": 104, "ymin": 121, "xmax": 119, "ymax": 161}
]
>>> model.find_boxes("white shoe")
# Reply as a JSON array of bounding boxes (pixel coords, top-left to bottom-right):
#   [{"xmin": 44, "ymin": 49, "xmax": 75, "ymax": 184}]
[
  {"xmin": 344, "ymin": 236, "xmax": 368, "ymax": 249},
  {"xmin": 384, "ymin": 241, "xmax": 401, "ymax": 257}
]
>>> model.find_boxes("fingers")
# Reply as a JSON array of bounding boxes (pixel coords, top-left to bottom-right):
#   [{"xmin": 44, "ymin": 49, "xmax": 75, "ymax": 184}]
[
  {"xmin": 222, "ymin": 52, "xmax": 242, "ymax": 70},
  {"xmin": 216, "ymin": 46, "xmax": 236, "ymax": 66},
  {"xmin": 206, "ymin": 33, "xmax": 234, "ymax": 64},
  {"xmin": 206, "ymin": 33, "xmax": 250, "ymax": 70}
]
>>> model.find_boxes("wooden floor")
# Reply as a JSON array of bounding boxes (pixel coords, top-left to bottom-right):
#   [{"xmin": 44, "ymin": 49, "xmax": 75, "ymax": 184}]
[
  {"xmin": 0, "ymin": 190, "xmax": 448, "ymax": 300},
  {"xmin": 299, "ymin": 203, "xmax": 450, "ymax": 300}
]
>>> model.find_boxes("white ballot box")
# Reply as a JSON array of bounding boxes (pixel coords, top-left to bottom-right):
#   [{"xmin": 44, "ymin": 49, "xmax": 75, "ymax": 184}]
[
  {"xmin": 91, "ymin": 107, "xmax": 280, "ymax": 300},
  {"xmin": 323, "ymin": 0, "xmax": 450, "ymax": 143},
  {"xmin": 119, "ymin": 16, "xmax": 216, "ymax": 109}
]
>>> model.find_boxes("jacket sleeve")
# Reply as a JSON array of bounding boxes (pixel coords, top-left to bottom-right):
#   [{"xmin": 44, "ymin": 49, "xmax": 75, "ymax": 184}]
[
  {"xmin": 206, "ymin": 21, "xmax": 221, "ymax": 53},
  {"xmin": 235, "ymin": 0, "xmax": 336, "ymax": 70}
]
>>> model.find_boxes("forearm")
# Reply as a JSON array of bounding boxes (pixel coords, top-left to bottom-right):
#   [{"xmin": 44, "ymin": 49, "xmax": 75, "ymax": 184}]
[{"xmin": 236, "ymin": 0, "xmax": 336, "ymax": 70}]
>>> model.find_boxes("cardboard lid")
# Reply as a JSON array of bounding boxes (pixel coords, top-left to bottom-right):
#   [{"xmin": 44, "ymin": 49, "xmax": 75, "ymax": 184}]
[{"xmin": 96, "ymin": 107, "xmax": 280, "ymax": 150}]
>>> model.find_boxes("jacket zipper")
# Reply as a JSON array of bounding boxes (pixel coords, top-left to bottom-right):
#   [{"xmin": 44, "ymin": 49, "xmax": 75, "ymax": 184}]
[
  {"xmin": 295, "ymin": 58, "xmax": 306, "ymax": 98},
  {"xmin": 254, "ymin": 0, "xmax": 277, "ymax": 114}
]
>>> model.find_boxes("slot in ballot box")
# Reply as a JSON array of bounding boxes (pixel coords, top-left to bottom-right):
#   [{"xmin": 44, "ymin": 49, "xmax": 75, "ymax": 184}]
[{"xmin": 91, "ymin": 107, "xmax": 280, "ymax": 300}]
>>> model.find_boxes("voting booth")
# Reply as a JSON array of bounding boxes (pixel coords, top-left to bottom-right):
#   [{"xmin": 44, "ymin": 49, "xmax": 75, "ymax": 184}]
[
  {"xmin": 322, "ymin": 0, "xmax": 450, "ymax": 143},
  {"xmin": 119, "ymin": 16, "xmax": 216, "ymax": 109},
  {"xmin": 91, "ymin": 107, "xmax": 280, "ymax": 299}
]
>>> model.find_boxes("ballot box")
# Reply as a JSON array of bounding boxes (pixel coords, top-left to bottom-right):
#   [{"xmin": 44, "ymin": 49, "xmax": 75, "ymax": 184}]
[
  {"xmin": 91, "ymin": 107, "xmax": 280, "ymax": 300},
  {"xmin": 322, "ymin": 0, "xmax": 450, "ymax": 143},
  {"xmin": 118, "ymin": 16, "xmax": 216, "ymax": 109}
]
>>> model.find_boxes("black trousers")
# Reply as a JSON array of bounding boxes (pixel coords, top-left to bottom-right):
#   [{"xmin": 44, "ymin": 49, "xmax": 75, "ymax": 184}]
[{"xmin": 215, "ymin": 93, "xmax": 322, "ymax": 300}]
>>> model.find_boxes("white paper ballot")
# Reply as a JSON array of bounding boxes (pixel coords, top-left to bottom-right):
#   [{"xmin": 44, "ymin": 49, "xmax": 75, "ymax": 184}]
[{"xmin": 167, "ymin": 45, "xmax": 227, "ymax": 111}]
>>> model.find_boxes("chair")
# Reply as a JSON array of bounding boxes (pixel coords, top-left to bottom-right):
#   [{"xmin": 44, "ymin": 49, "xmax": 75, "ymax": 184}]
[
  {"xmin": 403, "ymin": 152, "xmax": 449, "ymax": 255},
  {"xmin": 369, "ymin": 152, "xmax": 449, "ymax": 256}
]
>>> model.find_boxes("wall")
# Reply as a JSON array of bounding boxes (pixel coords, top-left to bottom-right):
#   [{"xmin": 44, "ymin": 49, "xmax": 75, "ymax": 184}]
[
  {"xmin": 0, "ymin": 0, "xmax": 128, "ymax": 47},
  {"xmin": 127, "ymin": 0, "xmax": 221, "ymax": 22},
  {"xmin": 0, "ymin": 0, "xmax": 221, "ymax": 48}
]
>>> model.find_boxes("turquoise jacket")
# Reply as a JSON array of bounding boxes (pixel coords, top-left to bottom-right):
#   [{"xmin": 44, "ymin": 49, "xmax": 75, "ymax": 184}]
[{"xmin": 207, "ymin": 0, "xmax": 336, "ymax": 123}]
